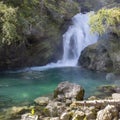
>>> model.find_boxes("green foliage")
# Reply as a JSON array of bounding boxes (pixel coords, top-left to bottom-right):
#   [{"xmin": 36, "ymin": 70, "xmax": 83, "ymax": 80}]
[
  {"xmin": 90, "ymin": 8, "xmax": 120, "ymax": 36},
  {"xmin": 0, "ymin": 2, "xmax": 20, "ymax": 45},
  {"xmin": 44, "ymin": 0, "xmax": 78, "ymax": 19},
  {"xmin": 0, "ymin": 0, "xmax": 79, "ymax": 45}
]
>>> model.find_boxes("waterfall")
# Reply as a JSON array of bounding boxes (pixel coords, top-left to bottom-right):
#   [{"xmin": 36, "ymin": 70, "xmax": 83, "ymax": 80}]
[
  {"xmin": 30, "ymin": 12, "xmax": 98, "ymax": 71},
  {"xmin": 61, "ymin": 12, "xmax": 98, "ymax": 66}
]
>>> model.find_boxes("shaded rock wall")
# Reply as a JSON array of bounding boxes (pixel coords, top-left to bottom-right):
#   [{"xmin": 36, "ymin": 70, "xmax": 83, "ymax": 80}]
[{"xmin": 78, "ymin": 34, "xmax": 120, "ymax": 73}]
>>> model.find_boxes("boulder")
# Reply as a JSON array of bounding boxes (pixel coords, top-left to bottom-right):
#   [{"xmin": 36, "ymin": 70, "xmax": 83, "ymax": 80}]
[
  {"xmin": 34, "ymin": 97, "xmax": 50, "ymax": 106},
  {"xmin": 96, "ymin": 105, "xmax": 118, "ymax": 120},
  {"xmin": 54, "ymin": 81, "xmax": 84, "ymax": 101},
  {"xmin": 78, "ymin": 36, "xmax": 120, "ymax": 73}
]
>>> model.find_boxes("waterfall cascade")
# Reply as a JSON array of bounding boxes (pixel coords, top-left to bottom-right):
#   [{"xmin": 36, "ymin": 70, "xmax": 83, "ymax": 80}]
[
  {"xmin": 31, "ymin": 12, "xmax": 98, "ymax": 71},
  {"xmin": 61, "ymin": 12, "xmax": 98, "ymax": 66}
]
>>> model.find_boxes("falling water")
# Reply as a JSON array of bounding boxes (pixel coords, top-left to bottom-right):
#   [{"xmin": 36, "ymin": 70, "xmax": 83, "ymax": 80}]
[
  {"xmin": 30, "ymin": 12, "xmax": 98, "ymax": 71},
  {"xmin": 61, "ymin": 12, "xmax": 98, "ymax": 66}
]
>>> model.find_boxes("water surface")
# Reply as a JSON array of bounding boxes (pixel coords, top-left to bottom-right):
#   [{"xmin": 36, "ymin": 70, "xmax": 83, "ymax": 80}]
[{"xmin": 0, "ymin": 67, "xmax": 119, "ymax": 109}]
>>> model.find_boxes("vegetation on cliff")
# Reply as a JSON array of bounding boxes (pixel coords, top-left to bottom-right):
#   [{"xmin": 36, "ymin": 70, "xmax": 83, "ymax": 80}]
[
  {"xmin": 90, "ymin": 8, "xmax": 120, "ymax": 36},
  {"xmin": 0, "ymin": 0, "xmax": 79, "ymax": 45},
  {"xmin": 0, "ymin": 0, "xmax": 79, "ymax": 69}
]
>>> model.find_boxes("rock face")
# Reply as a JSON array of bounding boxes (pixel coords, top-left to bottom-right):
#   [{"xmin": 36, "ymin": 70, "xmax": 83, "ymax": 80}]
[
  {"xmin": 78, "ymin": 35, "xmax": 120, "ymax": 73},
  {"xmin": 96, "ymin": 105, "xmax": 118, "ymax": 120},
  {"xmin": 54, "ymin": 81, "xmax": 84, "ymax": 101}
]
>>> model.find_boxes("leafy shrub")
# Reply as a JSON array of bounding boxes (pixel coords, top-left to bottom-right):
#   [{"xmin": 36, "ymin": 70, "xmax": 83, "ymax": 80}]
[{"xmin": 90, "ymin": 8, "xmax": 120, "ymax": 36}]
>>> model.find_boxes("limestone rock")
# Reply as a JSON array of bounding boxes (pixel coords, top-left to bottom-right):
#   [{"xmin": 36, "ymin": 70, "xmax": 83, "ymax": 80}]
[
  {"xmin": 34, "ymin": 97, "xmax": 49, "ymax": 106},
  {"xmin": 72, "ymin": 111, "xmax": 85, "ymax": 120},
  {"xmin": 6, "ymin": 106, "xmax": 29, "ymax": 118},
  {"xmin": 43, "ymin": 117, "xmax": 51, "ymax": 120},
  {"xmin": 43, "ymin": 117, "xmax": 59, "ymax": 120},
  {"xmin": 112, "ymin": 93, "xmax": 120, "ymax": 100},
  {"xmin": 50, "ymin": 117, "xmax": 60, "ymax": 120},
  {"xmin": 44, "ymin": 101, "xmax": 66, "ymax": 117},
  {"xmin": 96, "ymin": 105, "xmax": 118, "ymax": 120},
  {"xmin": 21, "ymin": 113, "xmax": 38, "ymax": 120},
  {"xmin": 60, "ymin": 112, "xmax": 71, "ymax": 120},
  {"xmin": 54, "ymin": 81, "xmax": 84, "ymax": 101}
]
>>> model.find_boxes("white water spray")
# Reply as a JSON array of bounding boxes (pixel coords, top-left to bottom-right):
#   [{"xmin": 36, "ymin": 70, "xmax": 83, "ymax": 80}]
[{"xmin": 30, "ymin": 12, "xmax": 98, "ymax": 71}]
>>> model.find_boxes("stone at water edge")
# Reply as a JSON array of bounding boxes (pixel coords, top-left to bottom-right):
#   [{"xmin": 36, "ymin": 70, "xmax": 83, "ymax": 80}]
[
  {"xmin": 112, "ymin": 93, "xmax": 120, "ymax": 100},
  {"xmin": 21, "ymin": 113, "xmax": 38, "ymax": 120},
  {"xmin": 34, "ymin": 97, "xmax": 50, "ymax": 106},
  {"xmin": 5, "ymin": 106, "xmax": 30, "ymax": 118},
  {"xmin": 54, "ymin": 81, "xmax": 85, "ymax": 101}
]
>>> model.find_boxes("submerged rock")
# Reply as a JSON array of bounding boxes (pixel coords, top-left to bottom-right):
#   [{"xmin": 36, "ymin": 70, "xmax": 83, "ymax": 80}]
[
  {"xmin": 54, "ymin": 81, "xmax": 85, "ymax": 101},
  {"xmin": 96, "ymin": 85, "xmax": 116, "ymax": 98},
  {"xmin": 106, "ymin": 73, "xmax": 115, "ymax": 80}
]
